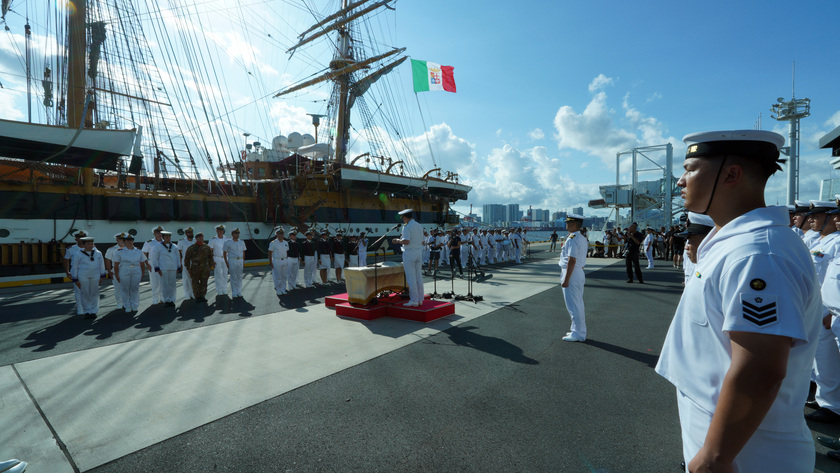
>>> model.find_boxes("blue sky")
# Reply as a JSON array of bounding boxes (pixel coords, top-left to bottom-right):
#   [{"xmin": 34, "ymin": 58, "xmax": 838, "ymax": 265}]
[{"xmin": 2, "ymin": 0, "xmax": 840, "ymax": 220}]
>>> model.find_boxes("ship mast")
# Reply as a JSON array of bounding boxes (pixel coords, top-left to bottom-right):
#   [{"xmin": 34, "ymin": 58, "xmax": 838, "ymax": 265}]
[
  {"xmin": 67, "ymin": 0, "xmax": 96, "ymax": 189},
  {"xmin": 334, "ymin": 0, "xmax": 352, "ymax": 164}
]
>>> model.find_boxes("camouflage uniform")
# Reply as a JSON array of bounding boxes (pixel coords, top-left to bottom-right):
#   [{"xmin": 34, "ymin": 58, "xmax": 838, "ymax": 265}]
[{"xmin": 184, "ymin": 243, "xmax": 214, "ymax": 299}]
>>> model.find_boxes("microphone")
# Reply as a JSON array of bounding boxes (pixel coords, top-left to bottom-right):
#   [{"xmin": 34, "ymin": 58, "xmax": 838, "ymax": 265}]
[{"xmin": 390, "ymin": 223, "xmax": 401, "ymax": 231}]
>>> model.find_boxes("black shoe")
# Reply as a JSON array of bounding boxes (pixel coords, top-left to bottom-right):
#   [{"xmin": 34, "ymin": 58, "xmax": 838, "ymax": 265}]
[
  {"xmin": 806, "ymin": 400, "xmax": 820, "ymax": 409},
  {"xmin": 165, "ymin": 301, "xmax": 175, "ymax": 307},
  {"xmin": 84, "ymin": 313, "xmax": 97, "ymax": 319},
  {"xmin": 639, "ymin": 280, "xmax": 645, "ymax": 284},
  {"xmin": 626, "ymin": 279, "xmax": 633, "ymax": 283},
  {"xmin": 818, "ymin": 436, "xmax": 840, "ymax": 450},
  {"xmin": 806, "ymin": 407, "xmax": 840, "ymax": 423},
  {"xmin": 827, "ymin": 450, "xmax": 840, "ymax": 463},
  {"xmin": 679, "ymin": 461, "xmax": 685, "ymax": 471}
]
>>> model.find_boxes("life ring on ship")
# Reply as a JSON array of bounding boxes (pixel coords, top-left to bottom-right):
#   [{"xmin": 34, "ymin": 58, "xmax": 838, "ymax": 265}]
[{"xmin": 240, "ymin": 150, "xmax": 247, "ymax": 160}]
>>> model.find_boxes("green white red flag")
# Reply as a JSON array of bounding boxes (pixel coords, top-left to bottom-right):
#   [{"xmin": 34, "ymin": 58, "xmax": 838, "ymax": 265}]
[{"xmin": 411, "ymin": 59, "xmax": 456, "ymax": 93}]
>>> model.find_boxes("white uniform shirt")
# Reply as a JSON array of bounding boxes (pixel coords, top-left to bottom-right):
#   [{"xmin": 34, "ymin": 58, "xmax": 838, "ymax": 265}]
[
  {"xmin": 224, "ymin": 239, "xmax": 247, "ymax": 259},
  {"xmin": 208, "ymin": 236, "xmax": 230, "ymax": 259},
  {"xmin": 65, "ymin": 244, "xmax": 81, "ymax": 269},
  {"xmin": 177, "ymin": 238, "xmax": 196, "ymax": 263},
  {"xmin": 425, "ymin": 234, "xmax": 437, "ymax": 250},
  {"xmin": 153, "ymin": 241, "xmax": 181, "ymax": 271},
  {"xmin": 559, "ymin": 231, "xmax": 587, "ymax": 269},
  {"xmin": 821, "ymin": 253, "xmax": 840, "ymax": 314},
  {"xmin": 142, "ymin": 239, "xmax": 162, "ymax": 262},
  {"xmin": 643, "ymin": 233, "xmax": 654, "ymax": 251},
  {"xmin": 400, "ymin": 219, "xmax": 424, "ymax": 250},
  {"xmin": 268, "ymin": 239, "xmax": 289, "ymax": 260},
  {"xmin": 809, "ymin": 232, "xmax": 840, "ymax": 283},
  {"xmin": 71, "ymin": 249, "xmax": 106, "ymax": 280},
  {"xmin": 791, "ymin": 226, "xmax": 804, "ymax": 238},
  {"xmin": 510, "ymin": 233, "xmax": 521, "ymax": 249},
  {"xmin": 113, "ymin": 247, "xmax": 147, "ymax": 272},
  {"xmin": 104, "ymin": 244, "xmax": 124, "ymax": 264},
  {"xmin": 803, "ymin": 230, "xmax": 820, "ymax": 249},
  {"xmin": 656, "ymin": 206, "xmax": 821, "ymax": 432}
]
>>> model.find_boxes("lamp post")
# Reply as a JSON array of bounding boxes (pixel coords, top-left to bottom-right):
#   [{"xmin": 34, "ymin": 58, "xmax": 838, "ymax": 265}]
[{"xmin": 771, "ymin": 96, "xmax": 810, "ymax": 205}]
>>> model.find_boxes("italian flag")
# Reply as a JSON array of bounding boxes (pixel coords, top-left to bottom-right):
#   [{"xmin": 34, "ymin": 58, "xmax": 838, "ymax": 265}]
[{"xmin": 411, "ymin": 59, "xmax": 456, "ymax": 93}]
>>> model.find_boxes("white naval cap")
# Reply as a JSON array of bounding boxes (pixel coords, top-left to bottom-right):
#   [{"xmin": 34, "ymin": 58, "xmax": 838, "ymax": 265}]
[
  {"xmin": 794, "ymin": 200, "xmax": 811, "ymax": 213},
  {"xmin": 679, "ymin": 212, "xmax": 715, "ymax": 237},
  {"xmin": 683, "ymin": 130, "xmax": 786, "ymax": 170},
  {"xmin": 787, "ymin": 205, "xmax": 796, "ymax": 213},
  {"xmin": 160, "ymin": 231, "xmax": 172, "ymax": 236},
  {"xmin": 230, "ymin": 227, "xmax": 240, "ymax": 233},
  {"xmin": 114, "ymin": 232, "xmax": 127, "ymax": 239},
  {"xmin": 152, "ymin": 225, "xmax": 164, "ymax": 233},
  {"xmin": 398, "ymin": 208, "xmax": 413, "ymax": 215},
  {"xmin": 565, "ymin": 213, "xmax": 585, "ymax": 221},
  {"xmin": 215, "ymin": 224, "xmax": 226, "ymax": 231},
  {"xmin": 808, "ymin": 200, "xmax": 838, "ymax": 214}
]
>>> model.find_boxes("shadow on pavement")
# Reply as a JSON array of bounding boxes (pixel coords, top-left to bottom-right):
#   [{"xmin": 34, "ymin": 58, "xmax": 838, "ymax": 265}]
[{"xmin": 445, "ymin": 324, "xmax": 538, "ymax": 365}]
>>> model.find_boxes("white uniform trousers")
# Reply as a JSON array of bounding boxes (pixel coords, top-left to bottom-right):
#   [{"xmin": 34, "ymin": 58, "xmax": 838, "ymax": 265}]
[
  {"xmin": 676, "ymin": 389, "xmax": 814, "ymax": 473},
  {"xmin": 160, "ymin": 269, "xmax": 177, "ymax": 303},
  {"xmin": 73, "ymin": 284, "xmax": 83, "ymax": 314},
  {"xmin": 560, "ymin": 268, "xmax": 586, "ymax": 340},
  {"xmin": 120, "ymin": 269, "xmax": 142, "ymax": 311},
  {"xmin": 228, "ymin": 257, "xmax": 244, "ymax": 297},
  {"xmin": 78, "ymin": 277, "xmax": 101, "ymax": 315},
  {"xmin": 149, "ymin": 268, "xmax": 162, "ymax": 303},
  {"xmin": 514, "ymin": 245, "xmax": 522, "ymax": 263},
  {"xmin": 814, "ymin": 319, "xmax": 840, "ymax": 414},
  {"xmin": 496, "ymin": 245, "xmax": 503, "ymax": 262},
  {"xmin": 272, "ymin": 258, "xmax": 288, "ymax": 294},
  {"xmin": 213, "ymin": 256, "xmax": 228, "ymax": 295},
  {"xmin": 303, "ymin": 255, "xmax": 316, "ymax": 287},
  {"xmin": 285, "ymin": 258, "xmax": 300, "ymax": 290},
  {"xmin": 112, "ymin": 276, "xmax": 123, "ymax": 308},
  {"xmin": 645, "ymin": 248, "xmax": 654, "ymax": 269},
  {"xmin": 460, "ymin": 245, "xmax": 470, "ymax": 269},
  {"xmin": 402, "ymin": 249, "xmax": 424, "ymax": 304},
  {"xmin": 423, "ymin": 247, "xmax": 430, "ymax": 264},
  {"xmin": 181, "ymin": 267, "xmax": 194, "ymax": 299}
]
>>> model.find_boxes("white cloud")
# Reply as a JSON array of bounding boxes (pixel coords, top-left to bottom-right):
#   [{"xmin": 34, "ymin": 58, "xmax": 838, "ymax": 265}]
[
  {"xmin": 588, "ymin": 73, "xmax": 614, "ymax": 92},
  {"xmin": 528, "ymin": 128, "xmax": 545, "ymax": 140}
]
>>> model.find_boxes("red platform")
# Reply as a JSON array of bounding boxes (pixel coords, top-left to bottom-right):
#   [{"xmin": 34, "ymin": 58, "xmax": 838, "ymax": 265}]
[{"xmin": 332, "ymin": 294, "xmax": 454, "ymax": 323}]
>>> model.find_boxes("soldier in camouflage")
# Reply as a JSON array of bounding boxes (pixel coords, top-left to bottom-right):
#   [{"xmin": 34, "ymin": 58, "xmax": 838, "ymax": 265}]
[{"xmin": 184, "ymin": 232, "xmax": 214, "ymax": 302}]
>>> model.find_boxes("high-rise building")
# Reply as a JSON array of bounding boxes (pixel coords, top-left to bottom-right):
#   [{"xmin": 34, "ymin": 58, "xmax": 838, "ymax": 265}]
[
  {"xmin": 506, "ymin": 204, "xmax": 520, "ymax": 223},
  {"xmin": 482, "ymin": 204, "xmax": 506, "ymax": 226},
  {"xmin": 572, "ymin": 206, "xmax": 584, "ymax": 216}
]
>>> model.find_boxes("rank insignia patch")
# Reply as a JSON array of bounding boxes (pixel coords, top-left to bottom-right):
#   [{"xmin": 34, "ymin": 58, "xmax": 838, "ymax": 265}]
[
  {"xmin": 695, "ymin": 271, "xmax": 701, "ymax": 278},
  {"xmin": 740, "ymin": 294, "xmax": 778, "ymax": 327},
  {"xmin": 749, "ymin": 279, "xmax": 766, "ymax": 291}
]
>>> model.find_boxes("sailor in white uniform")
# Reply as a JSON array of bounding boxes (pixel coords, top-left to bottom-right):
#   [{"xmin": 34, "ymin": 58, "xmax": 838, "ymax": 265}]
[
  {"xmin": 268, "ymin": 227, "xmax": 289, "ymax": 295},
  {"xmin": 223, "ymin": 228, "xmax": 247, "ymax": 298},
  {"xmin": 285, "ymin": 229, "xmax": 301, "ymax": 290},
  {"xmin": 558, "ymin": 214, "xmax": 587, "ymax": 341},
  {"xmin": 70, "ymin": 237, "xmax": 106, "ymax": 319},
  {"xmin": 64, "ymin": 230, "xmax": 87, "ymax": 315},
  {"xmin": 104, "ymin": 232, "xmax": 127, "ymax": 309},
  {"xmin": 643, "ymin": 228, "xmax": 655, "ymax": 269},
  {"xmin": 803, "ymin": 200, "xmax": 840, "ymax": 425},
  {"xmin": 797, "ymin": 200, "xmax": 821, "ymax": 248},
  {"xmin": 679, "ymin": 213, "xmax": 714, "ymax": 285},
  {"xmin": 208, "ymin": 224, "xmax": 230, "ymax": 296},
  {"xmin": 113, "ymin": 234, "xmax": 147, "ymax": 313},
  {"xmin": 153, "ymin": 231, "xmax": 181, "ymax": 306},
  {"xmin": 177, "ymin": 227, "xmax": 197, "ymax": 300},
  {"xmin": 655, "ymin": 130, "xmax": 820, "ymax": 473},
  {"xmin": 511, "ymin": 229, "xmax": 522, "ymax": 264},
  {"xmin": 142, "ymin": 226, "xmax": 165, "ymax": 303},
  {"xmin": 392, "ymin": 209, "xmax": 425, "ymax": 307}
]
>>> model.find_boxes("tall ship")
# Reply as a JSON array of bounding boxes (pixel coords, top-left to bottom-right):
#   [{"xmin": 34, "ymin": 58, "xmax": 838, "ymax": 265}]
[{"xmin": 0, "ymin": 0, "xmax": 470, "ymax": 278}]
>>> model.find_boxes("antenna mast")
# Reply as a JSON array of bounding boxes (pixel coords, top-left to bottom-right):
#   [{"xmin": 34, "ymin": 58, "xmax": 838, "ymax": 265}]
[{"xmin": 770, "ymin": 62, "xmax": 810, "ymax": 206}]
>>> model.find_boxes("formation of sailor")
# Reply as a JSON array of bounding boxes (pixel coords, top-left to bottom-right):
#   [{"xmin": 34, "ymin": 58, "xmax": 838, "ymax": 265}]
[
  {"xmin": 177, "ymin": 227, "xmax": 197, "ymax": 300},
  {"xmin": 208, "ymin": 225, "xmax": 230, "ymax": 296},
  {"xmin": 391, "ymin": 209, "xmax": 425, "ymax": 306},
  {"xmin": 104, "ymin": 232, "xmax": 126, "ymax": 310},
  {"xmin": 655, "ymin": 129, "xmax": 819, "ymax": 472},
  {"xmin": 64, "ymin": 230, "xmax": 87, "ymax": 314},
  {"xmin": 142, "ymin": 226, "xmax": 165, "ymax": 304},
  {"xmin": 112, "ymin": 233, "xmax": 147, "ymax": 312},
  {"xmin": 557, "ymin": 214, "xmax": 587, "ymax": 342},
  {"xmin": 184, "ymin": 232, "xmax": 214, "ymax": 302},
  {"xmin": 69, "ymin": 236, "xmax": 107, "ymax": 319},
  {"xmin": 152, "ymin": 231, "xmax": 182, "ymax": 307},
  {"xmin": 224, "ymin": 228, "xmax": 247, "ymax": 298}
]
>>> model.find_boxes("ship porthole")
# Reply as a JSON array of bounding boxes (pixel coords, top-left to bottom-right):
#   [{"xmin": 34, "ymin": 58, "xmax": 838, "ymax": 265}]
[
  {"xmin": 254, "ymin": 228, "xmax": 260, "ymax": 235},
  {"xmin": 0, "ymin": 229, "xmax": 10, "ymax": 238},
  {"xmin": 128, "ymin": 229, "xmax": 137, "ymax": 236},
  {"xmin": 177, "ymin": 229, "xmax": 185, "ymax": 236}
]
